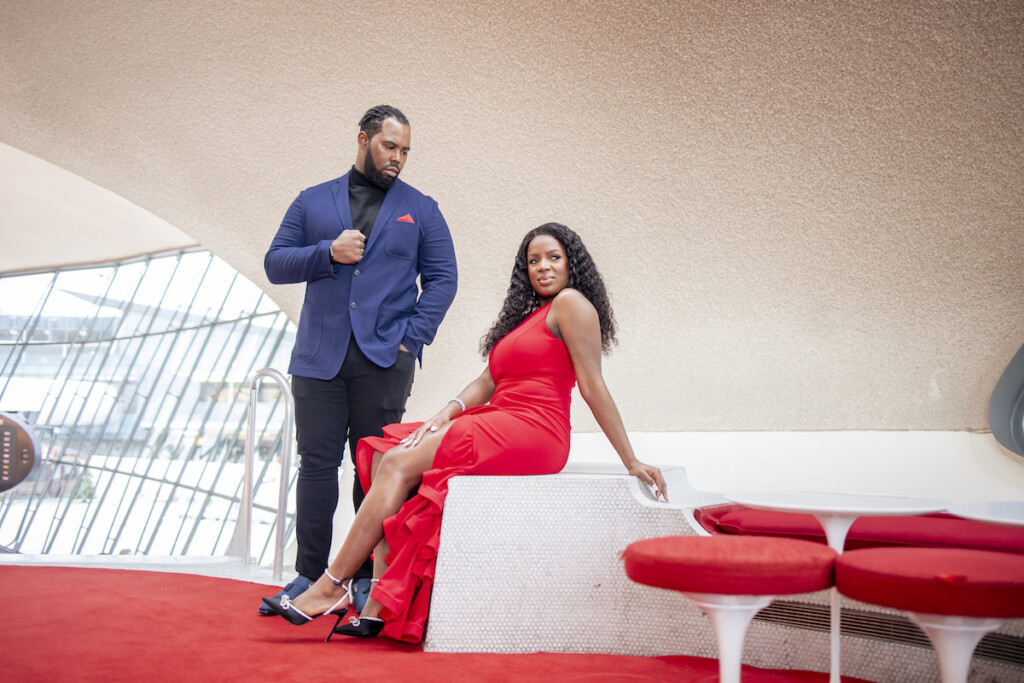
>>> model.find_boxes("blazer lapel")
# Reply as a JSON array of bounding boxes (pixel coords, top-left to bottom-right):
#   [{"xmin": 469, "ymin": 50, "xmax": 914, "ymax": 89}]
[
  {"xmin": 331, "ymin": 172, "xmax": 353, "ymax": 231},
  {"xmin": 365, "ymin": 179, "xmax": 409, "ymax": 253}
]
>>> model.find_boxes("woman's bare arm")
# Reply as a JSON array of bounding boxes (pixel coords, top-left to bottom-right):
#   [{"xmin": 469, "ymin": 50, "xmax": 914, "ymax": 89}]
[{"xmin": 549, "ymin": 289, "xmax": 668, "ymax": 501}]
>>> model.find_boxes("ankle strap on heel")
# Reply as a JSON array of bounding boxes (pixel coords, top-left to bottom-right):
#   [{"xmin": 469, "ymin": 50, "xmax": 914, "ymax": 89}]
[
  {"xmin": 325, "ymin": 569, "xmax": 349, "ymax": 586},
  {"xmin": 324, "ymin": 569, "xmax": 353, "ymax": 600}
]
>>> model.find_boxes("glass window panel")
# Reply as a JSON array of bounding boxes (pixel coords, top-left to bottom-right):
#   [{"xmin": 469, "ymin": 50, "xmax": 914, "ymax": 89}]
[{"xmin": 0, "ymin": 250, "xmax": 296, "ymax": 564}]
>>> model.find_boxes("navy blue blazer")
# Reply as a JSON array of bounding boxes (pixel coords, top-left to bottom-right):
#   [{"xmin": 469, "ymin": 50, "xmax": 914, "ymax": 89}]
[{"xmin": 265, "ymin": 172, "xmax": 457, "ymax": 379}]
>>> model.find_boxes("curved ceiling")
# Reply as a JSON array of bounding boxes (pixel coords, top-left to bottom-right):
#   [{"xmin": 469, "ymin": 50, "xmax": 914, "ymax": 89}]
[
  {"xmin": 2, "ymin": 1, "xmax": 1022, "ymax": 432},
  {"xmin": 0, "ymin": 143, "xmax": 196, "ymax": 273}
]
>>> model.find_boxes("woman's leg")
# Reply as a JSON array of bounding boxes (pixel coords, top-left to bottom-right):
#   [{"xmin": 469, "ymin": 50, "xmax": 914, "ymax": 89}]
[
  {"xmin": 371, "ymin": 538, "xmax": 389, "ymax": 580},
  {"xmin": 355, "ymin": 537, "xmax": 390, "ymax": 619},
  {"xmin": 283, "ymin": 424, "xmax": 452, "ymax": 617},
  {"xmin": 357, "ymin": 445, "xmax": 415, "ymax": 619}
]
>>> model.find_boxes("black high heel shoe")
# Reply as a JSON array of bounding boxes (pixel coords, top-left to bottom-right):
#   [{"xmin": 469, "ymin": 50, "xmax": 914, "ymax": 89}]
[
  {"xmin": 261, "ymin": 569, "xmax": 352, "ymax": 626},
  {"xmin": 329, "ymin": 615, "xmax": 385, "ymax": 640}
]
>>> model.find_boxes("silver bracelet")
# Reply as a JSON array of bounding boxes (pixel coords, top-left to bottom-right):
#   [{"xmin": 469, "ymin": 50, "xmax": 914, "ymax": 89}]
[{"xmin": 448, "ymin": 397, "xmax": 466, "ymax": 413}]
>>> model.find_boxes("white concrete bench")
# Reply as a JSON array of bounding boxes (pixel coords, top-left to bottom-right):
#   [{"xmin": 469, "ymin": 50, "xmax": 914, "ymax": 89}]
[{"xmin": 425, "ymin": 465, "xmax": 722, "ymax": 657}]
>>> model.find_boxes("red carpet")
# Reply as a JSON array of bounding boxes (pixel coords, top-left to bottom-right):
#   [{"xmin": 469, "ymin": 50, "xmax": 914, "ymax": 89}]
[{"xmin": 2, "ymin": 566, "xmax": 872, "ymax": 682}]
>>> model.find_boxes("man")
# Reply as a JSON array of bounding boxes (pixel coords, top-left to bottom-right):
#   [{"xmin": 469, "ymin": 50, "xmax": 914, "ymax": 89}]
[{"xmin": 259, "ymin": 105, "xmax": 457, "ymax": 613}]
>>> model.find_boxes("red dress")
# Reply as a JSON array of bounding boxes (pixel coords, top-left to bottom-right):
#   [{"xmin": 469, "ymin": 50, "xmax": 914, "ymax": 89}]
[{"xmin": 355, "ymin": 302, "xmax": 576, "ymax": 642}]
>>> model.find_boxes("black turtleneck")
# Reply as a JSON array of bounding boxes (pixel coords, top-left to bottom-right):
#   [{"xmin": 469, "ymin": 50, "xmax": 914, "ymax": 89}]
[{"xmin": 348, "ymin": 166, "xmax": 387, "ymax": 239}]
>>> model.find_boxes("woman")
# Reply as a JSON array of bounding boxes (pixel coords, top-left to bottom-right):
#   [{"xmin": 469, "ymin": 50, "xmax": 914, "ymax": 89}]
[{"xmin": 262, "ymin": 222, "xmax": 668, "ymax": 642}]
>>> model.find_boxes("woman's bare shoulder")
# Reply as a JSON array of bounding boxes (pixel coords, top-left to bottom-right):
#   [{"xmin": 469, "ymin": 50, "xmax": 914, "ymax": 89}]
[
  {"xmin": 552, "ymin": 287, "xmax": 591, "ymax": 307},
  {"xmin": 551, "ymin": 288, "xmax": 598, "ymax": 321}
]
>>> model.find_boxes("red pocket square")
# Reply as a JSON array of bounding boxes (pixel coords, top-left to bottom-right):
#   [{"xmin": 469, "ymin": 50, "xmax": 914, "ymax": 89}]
[{"xmin": 397, "ymin": 214, "xmax": 414, "ymax": 223}]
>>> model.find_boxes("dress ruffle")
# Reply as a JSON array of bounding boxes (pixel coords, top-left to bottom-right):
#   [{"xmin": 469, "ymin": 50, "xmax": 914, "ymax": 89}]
[
  {"xmin": 352, "ymin": 303, "xmax": 574, "ymax": 643},
  {"xmin": 355, "ymin": 423, "xmax": 476, "ymax": 642}
]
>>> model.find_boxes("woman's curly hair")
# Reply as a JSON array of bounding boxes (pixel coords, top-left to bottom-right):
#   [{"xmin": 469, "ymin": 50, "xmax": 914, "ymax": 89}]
[{"xmin": 480, "ymin": 222, "xmax": 617, "ymax": 357}]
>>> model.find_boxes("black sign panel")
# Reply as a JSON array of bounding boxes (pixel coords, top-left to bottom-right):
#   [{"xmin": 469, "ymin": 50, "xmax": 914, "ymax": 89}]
[{"xmin": 0, "ymin": 412, "xmax": 39, "ymax": 493}]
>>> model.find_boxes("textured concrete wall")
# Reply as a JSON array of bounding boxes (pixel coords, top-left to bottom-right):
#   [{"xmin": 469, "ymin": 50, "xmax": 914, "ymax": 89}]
[{"xmin": 2, "ymin": 1, "xmax": 1022, "ymax": 432}]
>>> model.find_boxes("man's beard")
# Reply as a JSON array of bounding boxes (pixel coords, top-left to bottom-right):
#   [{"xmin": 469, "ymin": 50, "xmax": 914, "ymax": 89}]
[{"xmin": 363, "ymin": 149, "xmax": 398, "ymax": 190}]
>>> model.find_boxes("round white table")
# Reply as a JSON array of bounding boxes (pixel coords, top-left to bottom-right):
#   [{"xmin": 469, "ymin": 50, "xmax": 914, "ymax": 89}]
[
  {"xmin": 722, "ymin": 490, "xmax": 947, "ymax": 683},
  {"xmin": 946, "ymin": 500, "xmax": 1024, "ymax": 528}
]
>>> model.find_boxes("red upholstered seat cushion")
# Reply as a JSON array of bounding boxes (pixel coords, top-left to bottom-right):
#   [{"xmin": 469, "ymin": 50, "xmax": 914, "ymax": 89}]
[
  {"xmin": 624, "ymin": 535, "xmax": 836, "ymax": 596},
  {"xmin": 697, "ymin": 504, "xmax": 1024, "ymax": 555},
  {"xmin": 835, "ymin": 547, "xmax": 1024, "ymax": 619}
]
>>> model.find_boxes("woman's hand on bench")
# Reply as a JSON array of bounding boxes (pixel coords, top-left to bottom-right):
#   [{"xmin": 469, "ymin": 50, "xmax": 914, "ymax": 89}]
[{"xmin": 628, "ymin": 461, "xmax": 669, "ymax": 503}]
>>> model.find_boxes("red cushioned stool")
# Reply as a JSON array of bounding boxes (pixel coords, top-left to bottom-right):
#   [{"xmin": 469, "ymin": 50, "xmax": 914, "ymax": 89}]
[
  {"xmin": 835, "ymin": 547, "xmax": 1024, "ymax": 683},
  {"xmin": 624, "ymin": 535, "xmax": 838, "ymax": 683}
]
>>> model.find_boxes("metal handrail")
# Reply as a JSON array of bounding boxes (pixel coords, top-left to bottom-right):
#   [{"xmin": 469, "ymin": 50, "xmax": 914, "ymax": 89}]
[{"xmin": 241, "ymin": 368, "xmax": 294, "ymax": 581}]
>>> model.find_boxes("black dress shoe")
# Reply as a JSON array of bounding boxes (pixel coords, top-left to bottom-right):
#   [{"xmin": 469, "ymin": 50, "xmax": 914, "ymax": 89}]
[{"xmin": 328, "ymin": 615, "xmax": 385, "ymax": 641}]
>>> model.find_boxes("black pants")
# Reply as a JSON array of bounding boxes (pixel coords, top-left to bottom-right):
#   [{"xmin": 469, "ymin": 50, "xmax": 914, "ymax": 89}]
[{"xmin": 291, "ymin": 338, "xmax": 415, "ymax": 581}]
